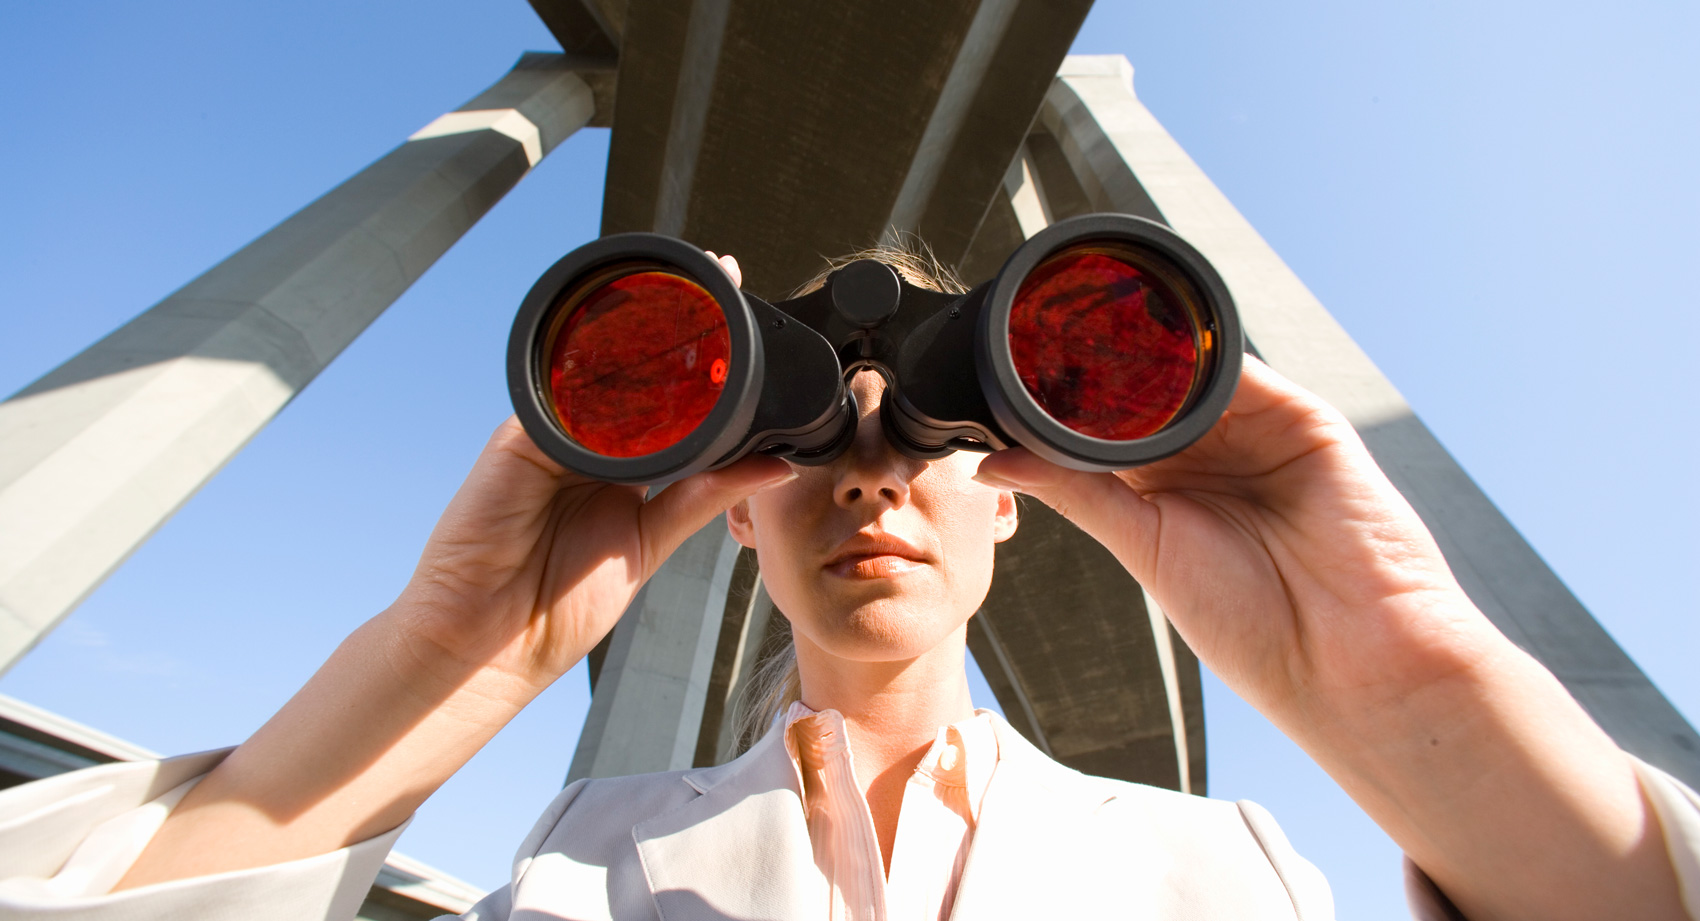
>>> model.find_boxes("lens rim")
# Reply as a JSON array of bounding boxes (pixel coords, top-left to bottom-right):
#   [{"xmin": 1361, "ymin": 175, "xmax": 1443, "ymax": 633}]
[
  {"xmin": 507, "ymin": 233, "xmax": 762, "ymax": 485},
  {"xmin": 975, "ymin": 213, "xmax": 1243, "ymax": 471}
]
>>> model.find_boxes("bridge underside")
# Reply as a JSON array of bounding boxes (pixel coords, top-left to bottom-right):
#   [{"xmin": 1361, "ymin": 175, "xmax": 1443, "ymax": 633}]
[
  {"xmin": 544, "ymin": 0, "xmax": 1700, "ymax": 796},
  {"xmin": 548, "ymin": 0, "xmax": 1207, "ymax": 793}
]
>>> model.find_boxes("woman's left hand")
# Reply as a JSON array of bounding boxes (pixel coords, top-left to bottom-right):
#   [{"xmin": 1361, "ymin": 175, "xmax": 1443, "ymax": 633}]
[
  {"xmin": 974, "ymin": 356, "xmax": 1474, "ymax": 725},
  {"xmin": 972, "ymin": 356, "xmax": 1685, "ymax": 921}
]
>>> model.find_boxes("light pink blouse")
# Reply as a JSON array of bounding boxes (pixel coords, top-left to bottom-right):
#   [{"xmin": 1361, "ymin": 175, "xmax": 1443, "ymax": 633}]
[{"xmin": 781, "ymin": 702, "xmax": 998, "ymax": 921}]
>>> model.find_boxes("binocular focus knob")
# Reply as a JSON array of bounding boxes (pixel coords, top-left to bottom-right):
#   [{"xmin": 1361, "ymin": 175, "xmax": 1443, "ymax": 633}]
[{"xmin": 831, "ymin": 260, "xmax": 902, "ymax": 329}]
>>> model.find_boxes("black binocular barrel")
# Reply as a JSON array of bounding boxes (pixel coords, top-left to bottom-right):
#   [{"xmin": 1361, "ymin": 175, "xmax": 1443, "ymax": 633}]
[{"xmin": 508, "ymin": 214, "xmax": 1242, "ymax": 485}]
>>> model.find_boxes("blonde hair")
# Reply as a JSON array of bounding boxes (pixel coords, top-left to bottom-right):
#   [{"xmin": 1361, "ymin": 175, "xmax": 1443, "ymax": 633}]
[
  {"xmin": 788, "ymin": 233, "xmax": 970, "ymax": 298},
  {"xmin": 728, "ymin": 233, "xmax": 965, "ymax": 756},
  {"xmin": 729, "ymin": 616, "xmax": 800, "ymax": 756}
]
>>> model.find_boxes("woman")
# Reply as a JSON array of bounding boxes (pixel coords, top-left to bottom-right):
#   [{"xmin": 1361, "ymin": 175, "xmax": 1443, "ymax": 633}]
[{"xmin": 1, "ymin": 250, "xmax": 1694, "ymax": 921}]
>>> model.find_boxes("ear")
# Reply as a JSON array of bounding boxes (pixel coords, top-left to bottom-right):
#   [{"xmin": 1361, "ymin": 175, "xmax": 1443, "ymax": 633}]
[
  {"xmin": 726, "ymin": 498, "xmax": 758, "ymax": 548},
  {"xmin": 991, "ymin": 489, "xmax": 1019, "ymax": 544}
]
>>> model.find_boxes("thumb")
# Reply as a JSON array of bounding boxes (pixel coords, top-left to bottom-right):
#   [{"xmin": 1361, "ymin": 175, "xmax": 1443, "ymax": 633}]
[
  {"xmin": 635, "ymin": 454, "xmax": 795, "ymax": 581},
  {"xmin": 973, "ymin": 448, "xmax": 1160, "ymax": 581}
]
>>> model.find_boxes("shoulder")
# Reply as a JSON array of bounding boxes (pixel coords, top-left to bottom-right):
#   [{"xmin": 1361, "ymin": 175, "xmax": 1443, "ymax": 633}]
[
  {"xmin": 516, "ymin": 766, "xmax": 700, "ymax": 862},
  {"xmin": 1085, "ymin": 779, "xmax": 1335, "ymax": 919},
  {"xmin": 496, "ymin": 730, "xmax": 802, "ymax": 920},
  {"xmin": 514, "ymin": 726, "xmax": 792, "ymax": 863},
  {"xmin": 1044, "ymin": 763, "xmax": 1275, "ymax": 857},
  {"xmin": 1083, "ymin": 771, "xmax": 1253, "ymax": 834},
  {"xmin": 1084, "ymin": 775, "xmax": 1322, "ymax": 881},
  {"xmin": 494, "ymin": 765, "xmax": 704, "ymax": 921},
  {"xmin": 989, "ymin": 719, "xmax": 1335, "ymax": 919},
  {"xmin": 988, "ymin": 715, "xmax": 1255, "ymax": 837}
]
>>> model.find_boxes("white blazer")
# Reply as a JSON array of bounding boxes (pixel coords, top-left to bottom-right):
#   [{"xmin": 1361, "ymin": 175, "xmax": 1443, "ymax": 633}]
[
  {"xmin": 461, "ymin": 714, "xmax": 1336, "ymax": 920},
  {"xmin": 0, "ymin": 715, "xmax": 1340, "ymax": 920},
  {"xmin": 6, "ymin": 713, "xmax": 1699, "ymax": 920}
]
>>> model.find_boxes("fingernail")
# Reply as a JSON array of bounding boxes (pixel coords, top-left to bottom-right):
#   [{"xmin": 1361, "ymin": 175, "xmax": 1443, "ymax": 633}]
[
  {"xmin": 758, "ymin": 471, "xmax": 800, "ymax": 491},
  {"xmin": 972, "ymin": 470, "xmax": 1019, "ymax": 490}
]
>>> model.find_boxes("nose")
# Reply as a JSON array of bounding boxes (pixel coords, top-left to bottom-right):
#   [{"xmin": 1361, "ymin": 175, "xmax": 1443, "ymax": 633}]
[{"xmin": 834, "ymin": 372, "xmax": 924, "ymax": 512}]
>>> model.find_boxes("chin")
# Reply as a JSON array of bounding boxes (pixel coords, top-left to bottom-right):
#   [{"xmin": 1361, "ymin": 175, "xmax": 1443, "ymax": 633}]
[{"xmin": 800, "ymin": 594, "xmax": 969, "ymax": 663}]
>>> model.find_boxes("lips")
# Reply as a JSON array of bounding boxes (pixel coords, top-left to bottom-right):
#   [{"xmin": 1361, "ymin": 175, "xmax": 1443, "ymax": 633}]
[{"xmin": 823, "ymin": 531, "xmax": 930, "ymax": 578}]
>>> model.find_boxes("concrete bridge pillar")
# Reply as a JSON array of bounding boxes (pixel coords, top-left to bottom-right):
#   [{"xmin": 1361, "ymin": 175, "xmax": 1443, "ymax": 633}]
[
  {"xmin": 1030, "ymin": 53, "xmax": 1700, "ymax": 787},
  {"xmin": 0, "ymin": 53, "xmax": 604, "ymax": 675}
]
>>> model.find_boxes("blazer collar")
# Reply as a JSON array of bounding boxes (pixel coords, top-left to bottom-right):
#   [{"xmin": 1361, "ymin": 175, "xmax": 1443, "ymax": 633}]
[
  {"xmin": 632, "ymin": 723, "xmax": 825, "ymax": 921},
  {"xmin": 631, "ymin": 713, "xmax": 1118, "ymax": 921},
  {"xmin": 946, "ymin": 716, "xmax": 1119, "ymax": 919}
]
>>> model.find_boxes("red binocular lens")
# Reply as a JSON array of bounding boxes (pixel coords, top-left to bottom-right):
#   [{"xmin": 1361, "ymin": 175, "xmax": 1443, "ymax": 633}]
[
  {"xmin": 542, "ymin": 267, "xmax": 731, "ymax": 458},
  {"xmin": 508, "ymin": 214, "xmax": 1242, "ymax": 484},
  {"xmin": 508, "ymin": 235, "xmax": 772, "ymax": 484},
  {"xmin": 1009, "ymin": 247, "xmax": 1206, "ymax": 442},
  {"xmin": 963, "ymin": 214, "xmax": 1240, "ymax": 472}
]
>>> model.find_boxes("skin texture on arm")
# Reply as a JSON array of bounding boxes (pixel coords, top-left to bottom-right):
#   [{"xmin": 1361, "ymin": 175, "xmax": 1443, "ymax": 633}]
[
  {"xmin": 114, "ymin": 257, "xmax": 794, "ymax": 889},
  {"xmin": 973, "ymin": 357, "xmax": 1686, "ymax": 921},
  {"xmin": 110, "ymin": 242, "xmax": 1680, "ymax": 921}
]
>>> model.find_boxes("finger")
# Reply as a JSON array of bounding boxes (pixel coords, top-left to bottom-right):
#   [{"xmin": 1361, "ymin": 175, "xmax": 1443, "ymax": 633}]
[
  {"xmin": 425, "ymin": 418, "xmax": 637, "ymax": 560},
  {"xmin": 1215, "ymin": 356, "xmax": 1361, "ymax": 469},
  {"xmin": 973, "ymin": 448, "xmax": 1161, "ymax": 581},
  {"xmin": 634, "ymin": 454, "xmax": 794, "ymax": 580},
  {"xmin": 704, "ymin": 250, "xmax": 744, "ymax": 288},
  {"xmin": 486, "ymin": 415, "xmax": 566, "ymax": 477},
  {"xmin": 447, "ymin": 417, "xmax": 572, "ymax": 518},
  {"xmin": 1225, "ymin": 354, "xmax": 1328, "ymax": 419}
]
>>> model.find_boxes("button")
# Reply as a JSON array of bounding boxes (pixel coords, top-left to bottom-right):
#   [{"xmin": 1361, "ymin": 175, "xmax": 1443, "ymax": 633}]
[{"xmin": 831, "ymin": 260, "xmax": 902, "ymax": 328}]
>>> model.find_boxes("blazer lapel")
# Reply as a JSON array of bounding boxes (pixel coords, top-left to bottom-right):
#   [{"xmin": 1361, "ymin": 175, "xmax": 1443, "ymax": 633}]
[
  {"xmin": 947, "ymin": 718, "xmax": 1120, "ymax": 919},
  {"xmin": 633, "ymin": 727, "xmax": 826, "ymax": 921}
]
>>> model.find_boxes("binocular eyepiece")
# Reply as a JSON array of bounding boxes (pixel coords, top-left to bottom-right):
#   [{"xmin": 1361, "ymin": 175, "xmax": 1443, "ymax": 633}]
[{"xmin": 507, "ymin": 214, "xmax": 1243, "ymax": 485}]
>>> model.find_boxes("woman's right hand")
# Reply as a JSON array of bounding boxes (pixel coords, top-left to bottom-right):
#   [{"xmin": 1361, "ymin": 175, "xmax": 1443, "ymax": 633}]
[
  {"xmin": 392, "ymin": 251, "xmax": 790, "ymax": 698},
  {"xmin": 389, "ymin": 414, "xmax": 793, "ymax": 698},
  {"xmin": 117, "ymin": 254, "xmax": 792, "ymax": 889}
]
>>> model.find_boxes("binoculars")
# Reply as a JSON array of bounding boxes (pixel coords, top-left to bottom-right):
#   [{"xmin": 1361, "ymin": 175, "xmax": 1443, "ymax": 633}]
[{"xmin": 507, "ymin": 214, "xmax": 1243, "ymax": 485}]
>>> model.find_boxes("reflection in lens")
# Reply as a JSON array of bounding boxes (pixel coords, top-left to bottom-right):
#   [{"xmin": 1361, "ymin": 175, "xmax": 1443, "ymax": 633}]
[
  {"xmin": 546, "ymin": 270, "xmax": 730, "ymax": 457},
  {"xmin": 1009, "ymin": 249, "xmax": 1202, "ymax": 441}
]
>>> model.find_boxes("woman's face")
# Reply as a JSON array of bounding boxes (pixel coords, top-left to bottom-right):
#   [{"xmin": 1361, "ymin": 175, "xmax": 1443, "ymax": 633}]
[{"xmin": 727, "ymin": 371, "xmax": 1019, "ymax": 663}]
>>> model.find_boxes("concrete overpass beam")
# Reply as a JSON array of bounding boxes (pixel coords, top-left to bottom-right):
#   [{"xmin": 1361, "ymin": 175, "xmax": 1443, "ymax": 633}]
[
  {"xmin": 0, "ymin": 53, "xmax": 597, "ymax": 675},
  {"xmin": 568, "ymin": 517, "xmax": 743, "ymax": 781},
  {"xmin": 1040, "ymin": 53, "xmax": 1700, "ymax": 786}
]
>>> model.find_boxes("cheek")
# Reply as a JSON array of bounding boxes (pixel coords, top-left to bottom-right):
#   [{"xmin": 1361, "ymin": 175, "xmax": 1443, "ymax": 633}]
[
  {"xmin": 924, "ymin": 455, "xmax": 1004, "ymax": 537},
  {"xmin": 741, "ymin": 482, "xmax": 823, "ymax": 604},
  {"xmin": 740, "ymin": 457, "xmax": 1007, "ymax": 655},
  {"xmin": 913, "ymin": 463, "xmax": 1005, "ymax": 593}
]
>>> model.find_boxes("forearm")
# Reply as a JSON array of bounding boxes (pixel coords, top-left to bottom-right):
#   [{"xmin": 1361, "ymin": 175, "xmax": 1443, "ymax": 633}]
[
  {"xmin": 116, "ymin": 604, "xmax": 545, "ymax": 890},
  {"xmin": 106, "ymin": 419, "xmax": 781, "ymax": 891},
  {"xmin": 1286, "ymin": 606, "xmax": 1685, "ymax": 921},
  {"xmin": 983, "ymin": 360, "xmax": 1688, "ymax": 919}
]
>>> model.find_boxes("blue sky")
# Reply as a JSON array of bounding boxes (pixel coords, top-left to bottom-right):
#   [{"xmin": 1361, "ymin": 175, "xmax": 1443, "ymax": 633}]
[{"xmin": 3, "ymin": 2, "xmax": 1696, "ymax": 918}]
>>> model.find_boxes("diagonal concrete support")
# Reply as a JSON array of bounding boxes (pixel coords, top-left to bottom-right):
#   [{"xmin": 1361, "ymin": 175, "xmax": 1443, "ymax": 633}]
[
  {"xmin": 691, "ymin": 547, "xmax": 781, "ymax": 768},
  {"xmin": 599, "ymin": 0, "xmax": 1091, "ymax": 297},
  {"xmin": 951, "ymin": 113, "xmax": 1208, "ymax": 794},
  {"xmin": 575, "ymin": 12, "xmax": 1221, "ymax": 789},
  {"xmin": 880, "ymin": 0, "xmax": 1094, "ymax": 266},
  {"xmin": 569, "ymin": 0, "xmax": 1099, "ymax": 782},
  {"xmin": 968, "ymin": 497, "xmax": 1207, "ymax": 793},
  {"xmin": 1039, "ymin": 54, "xmax": 1700, "ymax": 787},
  {"xmin": 568, "ymin": 517, "xmax": 744, "ymax": 782},
  {"xmin": 527, "ymin": 0, "xmax": 621, "ymax": 59},
  {"xmin": 0, "ymin": 53, "xmax": 599, "ymax": 675}
]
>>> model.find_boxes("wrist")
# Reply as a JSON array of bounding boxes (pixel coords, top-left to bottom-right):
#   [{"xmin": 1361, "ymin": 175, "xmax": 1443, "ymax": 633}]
[
  {"xmin": 1282, "ymin": 607, "xmax": 1615, "ymax": 819},
  {"xmin": 379, "ymin": 586, "xmax": 590, "ymax": 706},
  {"xmin": 119, "ymin": 609, "xmax": 540, "ymax": 888},
  {"xmin": 1279, "ymin": 613, "xmax": 1662, "ymax": 921},
  {"xmin": 1272, "ymin": 591, "xmax": 1521, "ymax": 756},
  {"xmin": 374, "ymin": 601, "xmax": 547, "ymax": 708}
]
